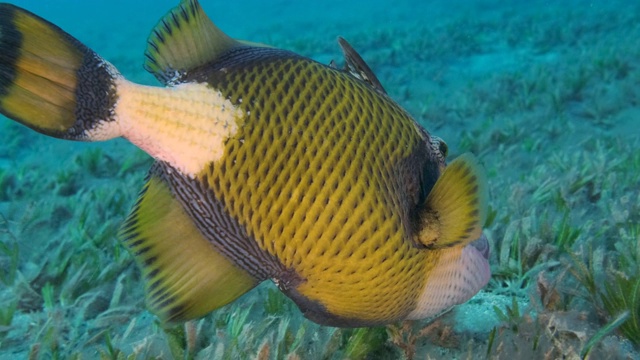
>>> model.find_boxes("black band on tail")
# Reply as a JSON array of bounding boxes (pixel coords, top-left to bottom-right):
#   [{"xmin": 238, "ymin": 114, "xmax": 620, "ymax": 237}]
[{"xmin": 0, "ymin": 4, "xmax": 121, "ymax": 141}]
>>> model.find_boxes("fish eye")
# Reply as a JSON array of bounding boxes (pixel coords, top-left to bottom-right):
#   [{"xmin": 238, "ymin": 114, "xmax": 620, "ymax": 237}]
[
  {"xmin": 431, "ymin": 136, "xmax": 448, "ymax": 159},
  {"xmin": 439, "ymin": 140, "xmax": 448, "ymax": 158}
]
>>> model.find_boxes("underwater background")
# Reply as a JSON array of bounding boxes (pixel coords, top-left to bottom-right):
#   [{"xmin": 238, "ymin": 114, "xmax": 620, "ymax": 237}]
[{"xmin": 1, "ymin": 0, "xmax": 639, "ymax": 358}]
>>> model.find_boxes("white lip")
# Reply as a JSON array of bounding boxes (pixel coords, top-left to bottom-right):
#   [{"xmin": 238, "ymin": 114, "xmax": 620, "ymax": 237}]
[{"xmin": 406, "ymin": 241, "xmax": 491, "ymax": 320}]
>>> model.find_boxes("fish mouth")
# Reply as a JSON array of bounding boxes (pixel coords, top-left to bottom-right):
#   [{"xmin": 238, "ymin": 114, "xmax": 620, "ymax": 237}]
[{"xmin": 469, "ymin": 233, "xmax": 490, "ymax": 260}]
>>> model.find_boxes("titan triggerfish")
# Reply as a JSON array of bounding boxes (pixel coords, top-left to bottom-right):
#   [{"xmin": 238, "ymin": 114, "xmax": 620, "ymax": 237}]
[{"xmin": 0, "ymin": 0, "xmax": 490, "ymax": 327}]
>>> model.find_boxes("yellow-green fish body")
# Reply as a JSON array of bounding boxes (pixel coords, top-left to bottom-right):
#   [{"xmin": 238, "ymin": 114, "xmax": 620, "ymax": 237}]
[{"xmin": 0, "ymin": 0, "xmax": 490, "ymax": 326}]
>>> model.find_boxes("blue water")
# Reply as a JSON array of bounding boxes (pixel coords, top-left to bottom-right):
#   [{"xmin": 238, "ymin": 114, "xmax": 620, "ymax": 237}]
[{"xmin": 1, "ymin": 0, "xmax": 639, "ymax": 358}]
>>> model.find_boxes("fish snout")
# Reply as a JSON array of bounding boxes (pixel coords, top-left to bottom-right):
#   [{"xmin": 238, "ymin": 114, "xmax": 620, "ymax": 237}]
[{"xmin": 469, "ymin": 233, "xmax": 490, "ymax": 260}]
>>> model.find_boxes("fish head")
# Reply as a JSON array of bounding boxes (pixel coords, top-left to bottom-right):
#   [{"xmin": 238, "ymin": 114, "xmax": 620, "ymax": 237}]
[{"xmin": 405, "ymin": 144, "xmax": 491, "ymax": 321}]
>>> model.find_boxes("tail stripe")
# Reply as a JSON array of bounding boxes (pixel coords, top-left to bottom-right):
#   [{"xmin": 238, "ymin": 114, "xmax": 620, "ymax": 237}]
[
  {"xmin": 0, "ymin": 4, "xmax": 121, "ymax": 141},
  {"xmin": 0, "ymin": 5, "xmax": 22, "ymax": 98}
]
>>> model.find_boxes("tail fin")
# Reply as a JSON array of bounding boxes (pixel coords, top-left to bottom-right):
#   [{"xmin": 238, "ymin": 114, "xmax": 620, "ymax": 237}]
[{"xmin": 0, "ymin": 4, "xmax": 121, "ymax": 141}]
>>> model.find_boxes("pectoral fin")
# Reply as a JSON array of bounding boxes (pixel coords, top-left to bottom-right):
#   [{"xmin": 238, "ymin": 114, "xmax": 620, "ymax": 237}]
[{"xmin": 418, "ymin": 153, "xmax": 488, "ymax": 248}]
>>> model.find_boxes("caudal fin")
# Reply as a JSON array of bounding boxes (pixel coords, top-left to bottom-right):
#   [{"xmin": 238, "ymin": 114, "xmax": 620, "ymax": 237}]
[{"xmin": 0, "ymin": 4, "xmax": 121, "ymax": 140}]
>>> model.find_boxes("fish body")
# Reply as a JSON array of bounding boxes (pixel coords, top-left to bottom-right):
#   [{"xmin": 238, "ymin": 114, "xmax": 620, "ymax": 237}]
[{"xmin": 0, "ymin": 0, "xmax": 490, "ymax": 326}]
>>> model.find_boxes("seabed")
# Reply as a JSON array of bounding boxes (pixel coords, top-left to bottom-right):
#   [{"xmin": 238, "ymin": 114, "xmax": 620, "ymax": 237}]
[{"xmin": 1, "ymin": 0, "xmax": 639, "ymax": 359}]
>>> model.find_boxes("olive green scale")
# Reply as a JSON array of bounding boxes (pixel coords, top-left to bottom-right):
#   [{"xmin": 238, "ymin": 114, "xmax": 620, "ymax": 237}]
[{"xmin": 191, "ymin": 49, "xmax": 442, "ymax": 324}]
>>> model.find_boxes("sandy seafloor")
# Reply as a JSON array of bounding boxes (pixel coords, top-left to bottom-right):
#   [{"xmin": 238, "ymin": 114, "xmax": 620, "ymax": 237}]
[{"xmin": 1, "ymin": 0, "xmax": 640, "ymax": 359}]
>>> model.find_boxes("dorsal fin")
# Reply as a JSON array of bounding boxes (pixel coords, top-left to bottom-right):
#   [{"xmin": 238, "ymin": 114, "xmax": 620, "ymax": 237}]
[
  {"xmin": 336, "ymin": 37, "xmax": 387, "ymax": 95},
  {"xmin": 144, "ymin": 0, "xmax": 240, "ymax": 84}
]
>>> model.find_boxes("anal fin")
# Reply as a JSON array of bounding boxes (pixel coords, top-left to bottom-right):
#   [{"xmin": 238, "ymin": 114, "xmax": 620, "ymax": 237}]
[{"xmin": 120, "ymin": 163, "xmax": 258, "ymax": 323}]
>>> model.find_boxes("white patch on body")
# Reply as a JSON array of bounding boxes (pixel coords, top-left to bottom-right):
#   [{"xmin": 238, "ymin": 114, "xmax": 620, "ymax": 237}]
[
  {"xmin": 406, "ymin": 244, "xmax": 491, "ymax": 320},
  {"xmin": 88, "ymin": 79, "xmax": 243, "ymax": 176}
]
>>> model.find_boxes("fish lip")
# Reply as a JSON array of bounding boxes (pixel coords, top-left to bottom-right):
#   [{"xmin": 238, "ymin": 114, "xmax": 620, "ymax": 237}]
[
  {"xmin": 462, "ymin": 239, "xmax": 492, "ymax": 293},
  {"xmin": 469, "ymin": 233, "xmax": 490, "ymax": 260}
]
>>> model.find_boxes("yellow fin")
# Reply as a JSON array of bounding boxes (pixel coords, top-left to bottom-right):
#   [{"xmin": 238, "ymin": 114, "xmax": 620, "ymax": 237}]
[
  {"xmin": 418, "ymin": 153, "xmax": 488, "ymax": 248},
  {"xmin": 120, "ymin": 164, "xmax": 258, "ymax": 323},
  {"xmin": 0, "ymin": 4, "xmax": 120, "ymax": 139},
  {"xmin": 144, "ymin": 0, "xmax": 240, "ymax": 84}
]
